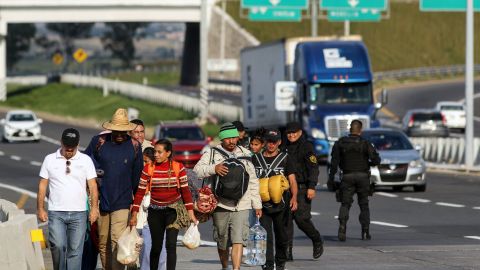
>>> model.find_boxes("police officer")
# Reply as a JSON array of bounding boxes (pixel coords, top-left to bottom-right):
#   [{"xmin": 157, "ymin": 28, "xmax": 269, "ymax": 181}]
[
  {"xmin": 285, "ymin": 122, "xmax": 323, "ymax": 260},
  {"xmin": 328, "ymin": 120, "xmax": 380, "ymax": 242}
]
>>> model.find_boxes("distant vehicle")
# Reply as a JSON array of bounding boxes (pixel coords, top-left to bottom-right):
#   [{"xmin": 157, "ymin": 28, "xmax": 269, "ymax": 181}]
[
  {"xmin": 327, "ymin": 129, "xmax": 426, "ymax": 192},
  {"xmin": 402, "ymin": 109, "xmax": 449, "ymax": 137},
  {"xmin": 152, "ymin": 121, "xmax": 211, "ymax": 169},
  {"xmin": 0, "ymin": 110, "xmax": 42, "ymax": 142},
  {"xmin": 364, "ymin": 129, "xmax": 426, "ymax": 192},
  {"xmin": 435, "ymin": 101, "xmax": 466, "ymax": 132}
]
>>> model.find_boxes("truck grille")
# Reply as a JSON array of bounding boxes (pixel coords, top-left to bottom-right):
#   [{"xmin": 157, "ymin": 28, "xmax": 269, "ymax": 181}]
[{"xmin": 325, "ymin": 115, "xmax": 370, "ymax": 140}]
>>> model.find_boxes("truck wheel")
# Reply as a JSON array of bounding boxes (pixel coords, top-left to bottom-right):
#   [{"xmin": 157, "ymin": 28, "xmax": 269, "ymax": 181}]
[{"xmin": 414, "ymin": 184, "xmax": 426, "ymax": 192}]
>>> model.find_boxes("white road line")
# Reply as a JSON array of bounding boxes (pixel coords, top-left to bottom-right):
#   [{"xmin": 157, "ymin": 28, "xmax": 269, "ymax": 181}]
[
  {"xmin": 0, "ymin": 151, "xmax": 4, "ymax": 156},
  {"xmin": 41, "ymin": 135, "xmax": 85, "ymax": 151},
  {"xmin": 10, "ymin": 155, "xmax": 21, "ymax": 161},
  {"xmin": 0, "ymin": 183, "xmax": 37, "ymax": 198},
  {"xmin": 465, "ymin": 236, "xmax": 480, "ymax": 240},
  {"xmin": 435, "ymin": 202, "xmax": 465, "ymax": 208},
  {"xmin": 311, "ymin": 212, "xmax": 320, "ymax": 216},
  {"xmin": 371, "ymin": 221, "xmax": 408, "ymax": 228},
  {"xmin": 404, "ymin": 197, "xmax": 431, "ymax": 203},
  {"xmin": 334, "ymin": 216, "xmax": 338, "ymax": 219},
  {"xmin": 375, "ymin": 192, "xmax": 398, "ymax": 198},
  {"xmin": 30, "ymin": 161, "xmax": 42, "ymax": 167},
  {"xmin": 473, "ymin": 207, "xmax": 480, "ymax": 210}
]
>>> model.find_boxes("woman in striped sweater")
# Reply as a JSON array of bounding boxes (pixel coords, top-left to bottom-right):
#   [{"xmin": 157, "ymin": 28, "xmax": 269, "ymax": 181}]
[{"xmin": 130, "ymin": 139, "xmax": 197, "ymax": 270}]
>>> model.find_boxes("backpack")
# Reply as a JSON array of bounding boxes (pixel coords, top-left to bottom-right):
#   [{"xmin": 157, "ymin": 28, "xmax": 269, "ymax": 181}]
[{"xmin": 211, "ymin": 146, "xmax": 250, "ymax": 202}]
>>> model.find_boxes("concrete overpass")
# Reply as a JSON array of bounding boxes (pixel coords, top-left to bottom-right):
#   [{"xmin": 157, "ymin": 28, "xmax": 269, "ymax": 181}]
[{"xmin": 0, "ymin": 0, "xmax": 215, "ymax": 102}]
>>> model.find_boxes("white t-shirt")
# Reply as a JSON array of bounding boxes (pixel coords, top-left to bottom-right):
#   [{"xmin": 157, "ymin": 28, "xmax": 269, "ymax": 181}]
[{"xmin": 39, "ymin": 149, "xmax": 97, "ymax": 211}]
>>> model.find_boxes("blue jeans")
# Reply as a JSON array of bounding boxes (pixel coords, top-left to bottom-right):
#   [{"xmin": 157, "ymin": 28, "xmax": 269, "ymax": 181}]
[
  {"xmin": 140, "ymin": 225, "xmax": 166, "ymax": 270},
  {"xmin": 48, "ymin": 211, "xmax": 87, "ymax": 270}
]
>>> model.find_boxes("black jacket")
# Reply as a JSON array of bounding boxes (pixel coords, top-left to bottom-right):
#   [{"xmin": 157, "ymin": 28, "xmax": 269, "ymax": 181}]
[
  {"xmin": 286, "ymin": 136, "xmax": 319, "ymax": 189},
  {"xmin": 329, "ymin": 134, "xmax": 381, "ymax": 179}
]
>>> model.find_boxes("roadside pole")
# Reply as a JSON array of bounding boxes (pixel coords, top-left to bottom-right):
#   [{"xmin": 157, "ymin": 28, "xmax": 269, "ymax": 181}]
[
  {"xmin": 465, "ymin": 0, "xmax": 475, "ymax": 170},
  {"xmin": 311, "ymin": 0, "xmax": 318, "ymax": 37},
  {"xmin": 199, "ymin": 0, "xmax": 209, "ymax": 124},
  {"xmin": 344, "ymin": 20, "xmax": 350, "ymax": 36},
  {"xmin": 0, "ymin": 21, "xmax": 7, "ymax": 101}
]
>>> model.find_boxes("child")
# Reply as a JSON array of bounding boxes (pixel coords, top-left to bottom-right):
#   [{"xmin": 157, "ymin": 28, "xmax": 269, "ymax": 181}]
[{"xmin": 249, "ymin": 127, "xmax": 266, "ymax": 154}]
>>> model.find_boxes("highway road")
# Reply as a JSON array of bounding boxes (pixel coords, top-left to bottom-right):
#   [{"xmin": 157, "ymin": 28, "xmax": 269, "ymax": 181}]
[{"xmin": 2, "ymin": 79, "xmax": 480, "ymax": 269}]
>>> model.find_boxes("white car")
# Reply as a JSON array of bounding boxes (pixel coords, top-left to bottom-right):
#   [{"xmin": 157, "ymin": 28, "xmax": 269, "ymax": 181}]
[
  {"xmin": 0, "ymin": 110, "xmax": 42, "ymax": 142},
  {"xmin": 435, "ymin": 101, "xmax": 466, "ymax": 132}
]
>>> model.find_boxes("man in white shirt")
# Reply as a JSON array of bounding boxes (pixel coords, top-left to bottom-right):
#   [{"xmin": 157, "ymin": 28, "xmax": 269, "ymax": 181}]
[{"xmin": 37, "ymin": 128, "xmax": 99, "ymax": 270}]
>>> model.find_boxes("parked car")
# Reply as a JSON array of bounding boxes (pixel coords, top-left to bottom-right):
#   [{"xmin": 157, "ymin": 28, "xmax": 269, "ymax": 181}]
[
  {"xmin": 152, "ymin": 121, "xmax": 211, "ymax": 168},
  {"xmin": 402, "ymin": 109, "xmax": 449, "ymax": 137},
  {"xmin": 435, "ymin": 101, "xmax": 466, "ymax": 132},
  {"xmin": 363, "ymin": 129, "xmax": 426, "ymax": 192},
  {"xmin": 0, "ymin": 110, "xmax": 42, "ymax": 142},
  {"xmin": 327, "ymin": 128, "xmax": 426, "ymax": 192}
]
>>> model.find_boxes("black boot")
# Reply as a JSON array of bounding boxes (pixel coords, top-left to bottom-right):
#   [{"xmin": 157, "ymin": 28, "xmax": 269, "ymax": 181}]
[
  {"xmin": 313, "ymin": 240, "xmax": 324, "ymax": 259},
  {"xmin": 286, "ymin": 246, "xmax": 293, "ymax": 261},
  {"xmin": 338, "ymin": 222, "xmax": 347, "ymax": 242},
  {"xmin": 276, "ymin": 262, "xmax": 286, "ymax": 270},
  {"xmin": 362, "ymin": 228, "xmax": 371, "ymax": 240}
]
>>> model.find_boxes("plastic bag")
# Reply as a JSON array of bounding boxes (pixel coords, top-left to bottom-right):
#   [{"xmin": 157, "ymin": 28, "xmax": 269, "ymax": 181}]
[
  {"xmin": 117, "ymin": 227, "xmax": 143, "ymax": 265},
  {"xmin": 142, "ymin": 192, "xmax": 151, "ymax": 210},
  {"xmin": 182, "ymin": 223, "xmax": 201, "ymax": 250}
]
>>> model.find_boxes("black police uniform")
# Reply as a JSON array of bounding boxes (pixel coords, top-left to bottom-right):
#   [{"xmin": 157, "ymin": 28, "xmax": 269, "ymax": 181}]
[
  {"xmin": 329, "ymin": 134, "xmax": 380, "ymax": 241},
  {"xmin": 286, "ymin": 135, "xmax": 323, "ymax": 259}
]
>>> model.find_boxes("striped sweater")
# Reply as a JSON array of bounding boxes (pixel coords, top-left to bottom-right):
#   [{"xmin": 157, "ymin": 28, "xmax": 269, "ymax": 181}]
[{"xmin": 132, "ymin": 160, "xmax": 193, "ymax": 212}]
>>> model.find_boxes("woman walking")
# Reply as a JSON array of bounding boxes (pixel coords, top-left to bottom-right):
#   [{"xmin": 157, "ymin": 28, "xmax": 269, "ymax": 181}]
[{"xmin": 130, "ymin": 139, "xmax": 197, "ymax": 270}]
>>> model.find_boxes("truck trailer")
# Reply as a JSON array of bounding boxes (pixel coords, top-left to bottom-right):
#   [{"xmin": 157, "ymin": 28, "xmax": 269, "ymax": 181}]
[{"xmin": 241, "ymin": 36, "xmax": 387, "ymax": 159}]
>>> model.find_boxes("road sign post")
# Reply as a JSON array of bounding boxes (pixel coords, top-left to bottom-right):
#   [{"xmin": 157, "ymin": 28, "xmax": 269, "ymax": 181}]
[{"xmin": 466, "ymin": 0, "xmax": 475, "ymax": 170}]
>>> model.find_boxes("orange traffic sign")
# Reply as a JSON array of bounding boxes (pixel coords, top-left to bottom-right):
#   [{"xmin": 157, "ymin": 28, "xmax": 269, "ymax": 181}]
[
  {"xmin": 73, "ymin": 48, "xmax": 88, "ymax": 63},
  {"xmin": 52, "ymin": 53, "xmax": 63, "ymax": 65}
]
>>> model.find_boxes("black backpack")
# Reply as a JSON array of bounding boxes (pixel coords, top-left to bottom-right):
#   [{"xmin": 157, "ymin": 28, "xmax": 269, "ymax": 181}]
[{"xmin": 211, "ymin": 147, "xmax": 250, "ymax": 202}]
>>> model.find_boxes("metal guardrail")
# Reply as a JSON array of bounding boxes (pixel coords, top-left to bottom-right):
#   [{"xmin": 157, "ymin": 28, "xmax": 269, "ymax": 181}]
[{"xmin": 374, "ymin": 64, "xmax": 480, "ymax": 81}]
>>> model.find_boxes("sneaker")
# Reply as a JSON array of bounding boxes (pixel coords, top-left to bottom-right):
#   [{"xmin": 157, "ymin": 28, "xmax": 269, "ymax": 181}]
[
  {"xmin": 261, "ymin": 263, "xmax": 274, "ymax": 270},
  {"xmin": 313, "ymin": 241, "xmax": 324, "ymax": 259},
  {"xmin": 275, "ymin": 262, "xmax": 286, "ymax": 270}
]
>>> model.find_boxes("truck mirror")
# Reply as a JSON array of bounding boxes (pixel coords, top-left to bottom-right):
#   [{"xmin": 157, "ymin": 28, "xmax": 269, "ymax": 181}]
[
  {"xmin": 275, "ymin": 81, "xmax": 297, "ymax": 111},
  {"xmin": 381, "ymin": 88, "xmax": 388, "ymax": 105}
]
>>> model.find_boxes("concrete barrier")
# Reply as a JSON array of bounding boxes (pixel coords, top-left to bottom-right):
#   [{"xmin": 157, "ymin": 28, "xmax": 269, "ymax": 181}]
[
  {"xmin": 0, "ymin": 199, "xmax": 45, "ymax": 270},
  {"xmin": 410, "ymin": 137, "xmax": 480, "ymax": 166}
]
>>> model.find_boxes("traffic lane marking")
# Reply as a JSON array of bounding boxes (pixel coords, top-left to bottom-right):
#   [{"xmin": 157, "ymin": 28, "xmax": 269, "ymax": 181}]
[
  {"xmin": 0, "ymin": 182, "xmax": 37, "ymax": 198},
  {"xmin": 473, "ymin": 207, "xmax": 480, "ymax": 210},
  {"xmin": 435, "ymin": 202, "xmax": 465, "ymax": 208},
  {"xmin": 334, "ymin": 216, "xmax": 408, "ymax": 228},
  {"xmin": 375, "ymin": 192, "xmax": 398, "ymax": 198},
  {"xmin": 404, "ymin": 197, "xmax": 431, "ymax": 203},
  {"xmin": 16, "ymin": 193, "xmax": 30, "ymax": 209},
  {"xmin": 30, "ymin": 161, "xmax": 42, "ymax": 166},
  {"xmin": 40, "ymin": 135, "xmax": 86, "ymax": 151},
  {"xmin": 464, "ymin": 236, "xmax": 480, "ymax": 240},
  {"xmin": 10, "ymin": 155, "xmax": 21, "ymax": 161}
]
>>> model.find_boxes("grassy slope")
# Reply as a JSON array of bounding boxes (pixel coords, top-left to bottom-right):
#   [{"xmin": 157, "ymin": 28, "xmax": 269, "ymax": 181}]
[
  {"xmin": 106, "ymin": 71, "xmax": 180, "ymax": 86},
  {"xmin": 227, "ymin": 1, "xmax": 480, "ymax": 71}
]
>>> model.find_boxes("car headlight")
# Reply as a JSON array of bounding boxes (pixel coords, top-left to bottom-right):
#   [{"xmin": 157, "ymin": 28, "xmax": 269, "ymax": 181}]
[
  {"xmin": 311, "ymin": 128, "xmax": 326, "ymax": 139},
  {"xmin": 4, "ymin": 124, "xmax": 15, "ymax": 131},
  {"xmin": 409, "ymin": 159, "xmax": 424, "ymax": 168}
]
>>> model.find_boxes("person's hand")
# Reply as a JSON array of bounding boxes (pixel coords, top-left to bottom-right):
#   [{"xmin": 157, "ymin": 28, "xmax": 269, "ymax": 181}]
[
  {"xmin": 89, "ymin": 207, "xmax": 99, "ymax": 224},
  {"xmin": 255, "ymin": 209, "xmax": 263, "ymax": 219},
  {"xmin": 307, "ymin": 188, "xmax": 316, "ymax": 200},
  {"xmin": 37, "ymin": 208, "xmax": 48, "ymax": 222},
  {"xmin": 290, "ymin": 197, "xmax": 298, "ymax": 211},
  {"xmin": 129, "ymin": 212, "xmax": 138, "ymax": 228},
  {"xmin": 215, "ymin": 163, "xmax": 229, "ymax": 176},
  {"xmin": 188, "ymin": 210, "xmax": 198, "ymax": 225}
]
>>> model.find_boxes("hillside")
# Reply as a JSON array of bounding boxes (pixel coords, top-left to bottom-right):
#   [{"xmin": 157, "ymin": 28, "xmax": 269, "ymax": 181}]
[{"xmin": 226, "ymin": 1, "xmax": 480, "ymax": 71}]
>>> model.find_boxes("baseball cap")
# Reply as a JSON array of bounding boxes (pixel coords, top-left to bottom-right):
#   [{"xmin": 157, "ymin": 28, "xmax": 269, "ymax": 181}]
[
  {"xmin": 61, "ymin": 128, "xmax": 80, "ymax": 147},
  {"xmin": 265, "ymin": 129, "xmax": 281, "ymax": 142},
  {"xmin": 285, "ymin": 122, "xmax": 302, "ymax": 133}
]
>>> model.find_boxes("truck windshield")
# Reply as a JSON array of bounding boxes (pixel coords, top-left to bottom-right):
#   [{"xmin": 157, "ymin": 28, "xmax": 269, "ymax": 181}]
[{"xmin": 309, "ymin": 83, "xmax": 373, "ymax": 105}]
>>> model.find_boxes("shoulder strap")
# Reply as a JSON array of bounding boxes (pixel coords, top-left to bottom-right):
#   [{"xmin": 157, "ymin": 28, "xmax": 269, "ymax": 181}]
[
  {"xmin": 268, "ymin": 152, "xmax": 287, "ymax": 176},
  {"xmin": 255, "ymin": 153, "xmax": 269, "ymax": 178},
  {"xmin": 212, "ymin": 146, "xmax": 230, "ymax": 159},
  {"xmin": 146, "ymin": 164, "xmax": 155, "ymax": 192},
  {"xmin": 172, "ymin": 161, "xmax": 181, "ymax": 189}
]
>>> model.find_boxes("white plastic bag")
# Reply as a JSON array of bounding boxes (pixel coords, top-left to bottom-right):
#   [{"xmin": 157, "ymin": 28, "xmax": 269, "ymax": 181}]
[
  {"xmin": 182, "ymin": 223, "xmax": 201, "ymax": 250},
  {"xmin": 142, "ymin": 192, "xmax": 151, "ymax": 210},
  {"xmin": 117, "ymin": 227, "xmax": 144, "ymax": 265},
  {"xmin": 136, "ymin": 207, "xmax": 148, "ymax": 230}
]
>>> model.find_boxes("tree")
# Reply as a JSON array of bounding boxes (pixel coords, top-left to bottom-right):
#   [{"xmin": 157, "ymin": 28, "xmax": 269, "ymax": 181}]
[
  {"xmin": 46, "ymin": 23, "xmax": 94, "ymax": 69},
  {"xmin": 102, "ymin": 22, "xmax": 149, "ymax": 67},
  {"xmin": 6, "ymin": 23, "xmax": 36, "ymax": 70}
]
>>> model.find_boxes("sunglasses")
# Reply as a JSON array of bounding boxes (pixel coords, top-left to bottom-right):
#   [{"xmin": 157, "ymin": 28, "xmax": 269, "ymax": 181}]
[{"xmin": 66, "ymin": 160, "xmax": 71, "ymax": 174}]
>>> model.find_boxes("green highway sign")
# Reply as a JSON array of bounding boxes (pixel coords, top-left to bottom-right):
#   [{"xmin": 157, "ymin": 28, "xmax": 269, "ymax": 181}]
[
  {"xmin": 321, "ymin": 0, "xmax": 387, "ymax": 10},
  {"xmin": 242, "ymin": 0, "xmax": 308, "ymax": 9},
  {"xmin": 327, "ymin": 8, "xmax": 382, "ymax": 21},
  {"xmin": 248, "ymin": 7, "xmax": 302, "ymax": 21},
  {"xmin": 420, "ymin": 0, "xmax": 480, "ymax": 11}
]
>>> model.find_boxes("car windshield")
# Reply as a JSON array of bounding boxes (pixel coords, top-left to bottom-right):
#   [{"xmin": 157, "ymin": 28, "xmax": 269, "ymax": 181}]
[
  {"xmin": 363, "ymin": 132, "xmax": 413, "ymax": 151},
  {"xmin": 440, "ymin": 105, "xmax": 464, "ymax": 111},
  {"xmin": 9, "ymin": 113, "xmax": 35, "ymax": 121},
  {"xmin": 413, "ymin": 113, "xmax": 442, "ymax": 121},
  {"xmin": 160, "ymin": 127, "xmax": 205, "ymax": 141},
  {"xmin": 309, "ymin": 83, "xmax": 373, "ymax": 105}
]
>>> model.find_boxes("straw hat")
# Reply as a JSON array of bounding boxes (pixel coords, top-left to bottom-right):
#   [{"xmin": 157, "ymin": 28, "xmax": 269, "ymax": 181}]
[{"xmin": 102, "ymin": 108, "xmax": 137, "ymax": 131}]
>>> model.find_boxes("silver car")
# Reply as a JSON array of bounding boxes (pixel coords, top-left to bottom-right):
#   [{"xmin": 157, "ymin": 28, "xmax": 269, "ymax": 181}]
[{"xmin": 363, "ymin": 128, "xmax": 426, "ymax": 192}]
